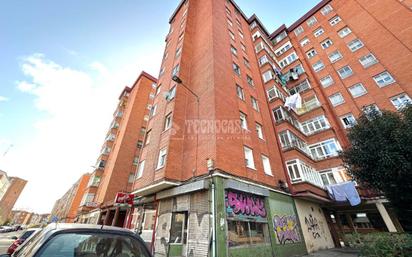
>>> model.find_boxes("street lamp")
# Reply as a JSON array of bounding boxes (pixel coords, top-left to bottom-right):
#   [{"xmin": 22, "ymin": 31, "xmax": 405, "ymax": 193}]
[{"xmin": 172, "ymin": 75, "xmax": 199, "ymax": 101}]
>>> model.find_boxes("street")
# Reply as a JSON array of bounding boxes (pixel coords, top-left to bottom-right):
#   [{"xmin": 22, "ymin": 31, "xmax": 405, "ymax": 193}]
[{"xmin": 0, "ymin": 231, "xmax": 22, "ymax": 254}]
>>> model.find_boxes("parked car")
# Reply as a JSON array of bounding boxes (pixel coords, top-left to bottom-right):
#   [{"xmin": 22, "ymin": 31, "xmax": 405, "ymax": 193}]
[
  {"xmin": 7, "ymin": 228, "xmax": 42, "ymax": 254},
  {"xmin": 0, "ymin": 226, "xmax": 13, "ymax": 233},
  {"xmin": 0, "ymin": 223, "xmax": 152, "ymax": 257}
]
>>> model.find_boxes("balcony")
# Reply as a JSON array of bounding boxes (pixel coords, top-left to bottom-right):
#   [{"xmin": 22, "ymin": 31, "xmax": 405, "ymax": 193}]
[
  {"xmin": 296, "ymin": 97, "xmax": 321, "ymax": 115},
  {"xmin": 279, "ymin": 130, "xmax": 312, "ymax": 157},
  {"xmin": 286, "ymin": 159, "xmax": 324, "ymax": 188}
]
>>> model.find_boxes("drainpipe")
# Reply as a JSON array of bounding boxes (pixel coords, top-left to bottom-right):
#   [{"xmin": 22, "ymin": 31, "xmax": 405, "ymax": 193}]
[{"xmin": 211, "ymin": 181, "xmax": 216, "ymax": 257}]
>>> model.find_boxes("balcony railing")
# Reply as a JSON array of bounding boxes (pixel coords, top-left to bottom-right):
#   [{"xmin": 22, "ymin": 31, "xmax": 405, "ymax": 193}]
[
  {"xmin": 287, "ymin": 160, "xmax": 324, "ymax": 188},
  {"xmin": 296, "ymin": 98, "xmax": 321, "ymax": 115}
]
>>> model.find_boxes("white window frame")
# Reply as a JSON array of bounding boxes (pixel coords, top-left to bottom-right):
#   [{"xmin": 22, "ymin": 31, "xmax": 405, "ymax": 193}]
[
  {"xmin": 329, "ymin": 93, "xmax": 345, "ymax": 106},
  {"xmin": 274, "ymin": 41, "xmax": 292, "ymax": 56},
  {"xmin": 348, "ymin": 39, "xmax": 364, "ymax": 52},
  {"xmin": 244, "ymin": 146, "xmax": 256, "ymax": 169},
  {"xmin": 312, "ymin": 60, "xmax": 325, "ymax": 72},
  {"xmin": 349, "ymin": 83, "xmax": 367, "ymax": 98},
  {"xmin": 236, "ymin": 85, "xmax": 245, "ymax": 100},
  {"xmin": 300, "ymin": 37, "xmax": 310, "ymax": 47},
  {"xmin": 261, "ymin": 155, "xmax": 273, "ymax": 176},
  {"xmin": 309, "ymin": 138, "xmax": 341, "ymax": 160},
  {"xmin": 156, "ymin": 148, "xmax": 167, "ymax": 169},
  {"xmin": 262, "ymin": 70, "xmax": 274, "ymax": 83},
  {"xmin": 256, "ymin": 123, "xmax": 264, "ymax": 139},
  {"xmin": 320, "ymin": 75, "xmax": 334, "ymax": 88},
  {"xmin": 321, "ymin": 38, "xmax": 333, "ymax": 49},
  {"xmin": 251, "ymin": 96, "xmax": 259, "ymax": 111},
  {"xmin": 359, "ymin": 53, "xmax": 378, "ymax": 68},
  {"xmin": 306, "ymin": 48, "xmax": 317, "ymax": 59},
  {"xmin": 373, "ymin": 71, "xmax": 395, "ymax": 87},
  {"xmin": 328, "ymin": 50, "xmax": 343, "ymax": 63},
  {"xmin": 307, "ymin": 16, "xmax": 318, "ymax": 27},
  {"xmin": 136, "ymin": 160, "xmax": 145, "ymax": 179},
  {"xmin": 164, "ymin": 113, "xmax": 173, "ymax": 131},
  {"xmin": 314, "ymin": 27, "xmax": 324, "ymax": 37},
  {"xmin": 301, "ymin": 115, "xmax": 330, "ymax": 135},
  {"xmin": 279, "ymin": 52, "xmax": 298, "ymax": 68},
  {"xmin": 338, "ymin": 27, "xmax": 352, "ymax": 38},
  {"xmin": 329, "ymin": 16, "xmax": 341, "ymax": 26},
  {"xmin": 337, "ymin": 65, "xmax": 353, "ymax": 79},
  {"xmin": 321, "ymin": 4, "xmax": 333, "ymax": 15},
  {"xmin": 294, "ymin": 26, "xmax": 304, "ymax": 36},
  {"xmin": 340, "ymin": 113, "xmax": 357, "ymax": 128},
  {"xmin": 390, "ymin": 93, "xmax": 412, "ymax": 110},
  {"xmin": 240, "ymin": 112, "xmax": 248, "ymax": 130}
]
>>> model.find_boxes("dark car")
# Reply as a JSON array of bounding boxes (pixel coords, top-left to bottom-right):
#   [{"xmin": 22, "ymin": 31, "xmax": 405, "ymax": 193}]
[
  {"xmin": 0, "ymin": 223, "xmax": 152, "ymax": 257},
  {"xmin": 7, "ymin": 228, "xmax": 41, "ymax": 254}
]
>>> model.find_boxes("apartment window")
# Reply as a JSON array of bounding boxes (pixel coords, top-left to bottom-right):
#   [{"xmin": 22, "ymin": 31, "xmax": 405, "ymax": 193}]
[
  {"xmin": 329, "ymin": 93, "xmax": 345, "ymax": 106},
  {"xmin": 274, "ymin": 41, "xmax": 292, "ymax": 56},
  {"xmin": 229, "ymin": 30, "xmax": 235, "ymax": 40},
  {"xmin": 312, "ymin": 60, "xmax": 325, "ymax": 72},
  {"xmin": 373, "ymin": 71, "xmax": 395, "ymax": 87},
  {"xmin": 236, "ymin": 85, "xmax": 245, "ymax": 100},
  {"xmin": 363, "ymin": 104, "xmax": 381, "ymax": 118},
  {"xmin": 241, "ymin": 43, "xmax": 246, "ymax": 52},
  {"xmin": 243, "ymin": 75, "xmax": 253, "ymax": 87},
  {"xmin": 329, "ymin": 16, "xmax": 341, "ymax": 26},
  {"xmin": 240, "ymin": 112, "xmax": 248, "ymax": 130},
  {"xmin": 144, "ymin": 130, "xmax": 151, "ymax": 145},
  {"xmin": 321, "ymin": 38, "xmax": 333, "ymax": 49},
  {"xmin": 227, "ymin": 18, "xmax": 233, "ymax": 27},
  {"xmin": 233, "ymin": 63, "xmax": 241, "ymax": 75},
  {"xmin": 258, "ymin": 55, "xmax": 269, "ymax": 66},
  {"xmin": 307, "ymin": 16, "xmax": 318, "ymax": 27},
  {"xmin": 244, "ymin": 146, "xmax": 255, "ymax": 169},
  {"xmin": 238, "ymin": 30, "xmax": 244, "ymax": 39},
  {"xmin": 251, "ymin": 97, "xmax": 259, "ymax": 111},
  {"xmin": 349, "ymin": 83, "xmax": 367, "ymax": 98},
  {"xmin": 225, "ymin": 6, "xmax": 231, "ymax": 15},
  {"xmin": 278, "ymin": 130, "xmax": 308, "ymax": 154},
  {"xmin": 293, "ymin": 64, "xmax": 305, "ymax": 75},
  {"xmin": 250, "ymin": 21, "xmax": 257, "ymax": 30},
  {"xmin": 178, "ymin": 32, "xmax": 184, "ymax": 42},
  {"xmin": 252, "ymin": 31, "xmax": 261, "ymax": 41},
  {"xmin": 159, "ymin": 67, "xmax": 165, "ymax": 77},
  {"xmin": 347, "ymin": 39, "xmax": 364, "ymax": 52},
  {"xmin": 328, "ymin": 50, "xmax": 343, "ymax": 63},
  {"xmin": 261, "ymin": 155, "xmax": 272, "ymax": 176},
  {"xmin": 279, "ymin": 52, "xmax": 298, "ymax": 68},
  {"xmin": 149, "ymin": 104, "xmax": 157, "ymax": 118},
  {"xmin": 267, "ymin": 86, "xmax": 285, "ymax": 101},
  {"xmin": 172, "ymin": 64, "xmax": 180, "ymax": 76},
  {"xmin": 166, "ymin": 86, "xmax": 177, "ymax": 101},
  {"xmin": 106, "ymin": 133, "xmax": 115, "ymax": 141},
  {"xmin": 294, "ymin": 26, "xmax": 304, "ymax": 36},
  {"xmin": 306, "ymin": 48, "xmax": 317, "ymax": 59},
  {"xmin": 320, "ymin": 170, "xmax": 338, "ymax": 185},
  {"xmin": 256, "ymin": 123, "xmax": 264, "ymax": 139},
  {"xmin": 273, "ymin": 107, "xmax": 285, "ymax": 122},
  {"xmin": 309, "ymin": 139, "xmax": 341, "ymax": 160},
  {"xmin": 321, "ymin": 4, "xmax": 333, "ymax": 15},
  {"xmin": 236, "ymin": 18, "xmax": 241, "ymax": 27},
  {"xmin": 262, "ymin": 70, "xmax": 274, "ymax": 83},
  {"xmin": 155, "ymin": 84, "xmax": 162, "ymax": 95},
  {"xmin": 156, "ymin": 148, "xmax": 167, "ymax": 169},
  {"xmin": 338, "ymin": 27, "xmax": 352, "ymax": 38},
  {"xmin": 300, "ymin": 37, "xmax": 310, "ymax": 47},
  {"xmin": 243, "ymin": 58, "xmax": 250, "ymax": 68},
  {"xmin": 301, "ymin": 115, "xmax": 330, "ymax": 135},
  {"xmin": 340, "ymin": 113, "xmax": 356, "ymax": 128},
  {"xmin": 289, "ymin": 79, "xmax": 311, "ymax": 95},
  {"xmin": 314, "ymin": 27, "xmax": 325, "ymax": 37},
  {"xmin": 391, "ymin": 93, "xmax": 412, "ymax": 110},
  {"xmin": 164, "ymin": 113, "xmax": 173, "ymax": 131},
  {"xmin": 255, "ymin": 42, "xmax": 264, "ymax": 52},
  {"xmin": 272, "ymin": 31, "xmax": 287, "ymax": 44},
  {"xmin": 136, "ymin": 160, "xmax": 145, "ymax": 179},
  {"xmin": 337, "ymin": 65, "xmax": 353, "ymax": 79},
  {"xmin": 175, "ymin": 46, "xmax": 182, "ymax": 58},
  {"xmin": 230, "ymin": 45, "xmax": 237, "ymax": 55},
  {"xmin": 359, "ymin": 53, "xmax": 378, "ymax": 68},
  {"xmin": 286, "ymin": 160, "xmax": 302, "ymax": 183},
  {"xmin": 320, "ymin": 75, "xmax": 334, "ymax": 88}
]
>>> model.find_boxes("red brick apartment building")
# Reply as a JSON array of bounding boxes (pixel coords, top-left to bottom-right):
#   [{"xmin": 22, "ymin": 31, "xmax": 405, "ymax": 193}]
[
  {"xmin": 50, "ymin": 173, "xmax": 90, "ymax": 223},
  {"xmin": 0, "ymin": 170, "xmax": 27, "ymax": 225},
  {"xmin": 75, "ymin": 72, "xmax": 157, "ymax": 226},
  {"xmin": 66, "ymin": 0, "xmax": 411, "ymax": 256}
]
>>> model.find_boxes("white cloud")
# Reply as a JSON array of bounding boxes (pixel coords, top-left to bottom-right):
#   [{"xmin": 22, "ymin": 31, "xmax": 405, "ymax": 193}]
[
  {"xmin": 2, "ymin": 53, "xmax": 160, "ymax": 213},
  {"xmin": 0, "ymin": 96, "xmax": 9, "ymax": 102}
]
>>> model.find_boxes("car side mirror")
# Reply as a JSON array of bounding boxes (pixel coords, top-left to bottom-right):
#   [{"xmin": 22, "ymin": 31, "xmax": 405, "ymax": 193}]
[{"xmin": 11, "ymin": 236, "xmax": 18, "ymax": 240}]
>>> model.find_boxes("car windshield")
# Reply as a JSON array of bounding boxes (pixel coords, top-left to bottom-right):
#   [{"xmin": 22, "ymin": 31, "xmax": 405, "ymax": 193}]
[{"xmin": 35, "ymin": 232, "xmax": 149, "ymax": 257}]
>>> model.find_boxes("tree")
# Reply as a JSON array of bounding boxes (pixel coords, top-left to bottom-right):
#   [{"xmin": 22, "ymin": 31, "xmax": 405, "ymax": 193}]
[{"xmin": 340, "ymin": 105, "xmax": 412, "ymax": 232}]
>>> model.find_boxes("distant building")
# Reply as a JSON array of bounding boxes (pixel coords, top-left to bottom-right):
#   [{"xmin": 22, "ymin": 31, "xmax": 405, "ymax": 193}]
[
  {"xmin": 50, "ymin": 173, "xmax": 90, "ymax": 223},
  {"xmin": 0, "ymin": 170, "xmax": 27, "ymax": 225},
  {"xmin": 10, "ymin": 210, "xmax": 32, "ymax": 225}
]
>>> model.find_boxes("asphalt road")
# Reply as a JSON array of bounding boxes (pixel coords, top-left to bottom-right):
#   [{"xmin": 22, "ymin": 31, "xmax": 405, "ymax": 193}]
[{"xmin": 0, "ymin": 230, "xmax": 23, "ymax": 254}]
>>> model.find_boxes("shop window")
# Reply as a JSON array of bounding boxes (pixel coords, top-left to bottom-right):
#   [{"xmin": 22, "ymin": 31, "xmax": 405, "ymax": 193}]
[
  {"xmin": 170, "ymin": 212, "xmax": 188, "ymax": 244},
  {"xmin": 227, "ymin": 220, "xmax": 270, "ymax": 247}
]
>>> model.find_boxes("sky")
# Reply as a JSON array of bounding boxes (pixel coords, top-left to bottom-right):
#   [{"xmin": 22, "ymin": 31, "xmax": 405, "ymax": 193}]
[{"xmin": 0, "ymin": 0, "xmax": 320, "ymax": 214}]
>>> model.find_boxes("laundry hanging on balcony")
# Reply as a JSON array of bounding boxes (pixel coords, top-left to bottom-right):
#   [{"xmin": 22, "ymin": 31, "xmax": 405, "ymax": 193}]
[
  {"xmin": 284, "ymin": 93, "xmax": 302, "ymax": 111},
  {"xmin": 326, "ymin": 181, "xmax": 361, "ymax": 206}
]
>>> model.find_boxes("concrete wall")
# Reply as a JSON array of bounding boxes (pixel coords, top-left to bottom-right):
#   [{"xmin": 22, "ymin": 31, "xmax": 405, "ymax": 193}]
[{"xmin": 294, "ymin": 199, "xmax": 334, "ymax": 253}]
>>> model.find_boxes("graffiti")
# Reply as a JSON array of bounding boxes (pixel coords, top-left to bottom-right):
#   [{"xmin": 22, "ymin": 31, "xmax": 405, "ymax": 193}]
[
  {"xmin": 225, "ymin": 191, "xmax": 266, "ymax": 218},
  {"xmin": 305, "ymin": 214, "xmax": 321, "ymax": 239},
  {"xmin": 273, "ymin": 215, "xmax": 301, "ymax": 244}
]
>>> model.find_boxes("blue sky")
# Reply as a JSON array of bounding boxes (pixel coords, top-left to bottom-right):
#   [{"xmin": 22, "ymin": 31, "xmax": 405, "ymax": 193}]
[{"xmin": 0, "ymin": 0, "xmax": 320, "ymax": 213}]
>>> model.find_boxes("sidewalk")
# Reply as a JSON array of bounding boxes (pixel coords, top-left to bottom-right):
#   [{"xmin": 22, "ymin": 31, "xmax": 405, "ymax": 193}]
[{"xmin": 300, "ymin": 248, "xmax": 359, "ymax": 257}]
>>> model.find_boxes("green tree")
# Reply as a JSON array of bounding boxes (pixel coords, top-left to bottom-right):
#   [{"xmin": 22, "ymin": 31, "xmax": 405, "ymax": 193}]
[{"xmin": 341, "ymin": 105, "xmax": 412, "ymax": 232}]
